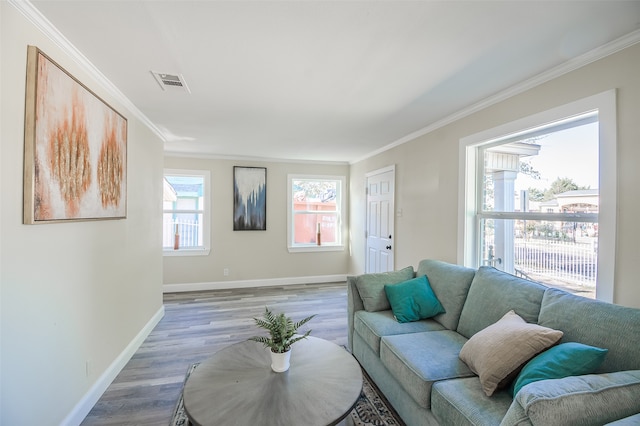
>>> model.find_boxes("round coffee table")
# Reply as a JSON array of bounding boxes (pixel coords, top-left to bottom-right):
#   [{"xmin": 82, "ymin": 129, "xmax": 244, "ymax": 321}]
[{"xmin": 183, "ymin": 336, "xmax": 363, "ymax": 426}]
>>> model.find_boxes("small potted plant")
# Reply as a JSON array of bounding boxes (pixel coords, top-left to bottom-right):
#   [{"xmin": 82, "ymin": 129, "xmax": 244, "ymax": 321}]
[{"xmin": 249, "ymin": 306, "xmax": 316, "ymax": 372}]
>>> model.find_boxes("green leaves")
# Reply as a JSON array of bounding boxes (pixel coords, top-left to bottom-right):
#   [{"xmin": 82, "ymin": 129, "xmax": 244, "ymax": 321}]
[{"xmin": 248, "ymin": 306, "xmax": 316, "ymax": 353}]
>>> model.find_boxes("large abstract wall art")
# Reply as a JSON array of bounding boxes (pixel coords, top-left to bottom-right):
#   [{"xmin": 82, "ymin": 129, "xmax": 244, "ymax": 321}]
[
  {"xmin": 233, "ymin": 166, "xmax": 266, "ymax": 231},
  {"xmin": 23, "ymin": 46, "xmax": 127, "ymax": 224}
]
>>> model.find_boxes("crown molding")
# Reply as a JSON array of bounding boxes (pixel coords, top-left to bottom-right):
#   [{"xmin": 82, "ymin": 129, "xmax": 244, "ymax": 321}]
[
  {"xmin": 8, "ymin": 0, "xmax": 167, "ymax": 143},
  {"xmin": 351, "ymin": 29, "xmax": 640, "ymax": 165},
  {"xmin": 164, "ymin": 150, "xmax": 349, "ymax": 166}
]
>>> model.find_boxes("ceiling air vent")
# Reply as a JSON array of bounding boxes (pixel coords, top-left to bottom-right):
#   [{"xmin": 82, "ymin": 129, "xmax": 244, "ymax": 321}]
[{"xmin": 151, "ymin": 71, "xmax": 191, "ymax": 93}]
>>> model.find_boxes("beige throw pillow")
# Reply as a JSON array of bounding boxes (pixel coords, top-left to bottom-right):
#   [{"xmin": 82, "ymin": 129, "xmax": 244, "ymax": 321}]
[{"xmin": 459, "ymin": 310, "xmax": 563, "ymax": 396}]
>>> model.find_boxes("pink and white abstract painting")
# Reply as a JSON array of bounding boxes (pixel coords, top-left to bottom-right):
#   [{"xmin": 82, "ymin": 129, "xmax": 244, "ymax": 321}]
[{"xmin": 24, "ymin": 46, "xmax": 127, "ymax": 224}]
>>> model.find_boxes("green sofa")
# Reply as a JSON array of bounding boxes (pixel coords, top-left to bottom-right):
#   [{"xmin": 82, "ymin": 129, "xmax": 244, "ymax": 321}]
[{"xmin": 347, "ymin": 259, "xmax": 640, "ymax": 426}]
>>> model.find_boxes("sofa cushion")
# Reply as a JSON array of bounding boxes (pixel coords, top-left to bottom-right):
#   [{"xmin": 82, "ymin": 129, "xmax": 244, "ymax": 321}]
[
  {"xmin": 457, "ymin": 266, "xmax": 547, "ymax": 339},
  {"xmin": 538, "ymin": 287, "xmax": 640, "ymax": 373},
  {"xmin": 432, "ymin": 377, "xmax": 513, "ymax": 426},
  {"xmin": 355, "ymin": 266, "xmax": 414, "ymax": 312},
  {"xmin": 459, "ymin": 310, "xmax": 563, "ymax": 396},
  {"xmin": 416, "ymin": 259, "xmax": 476, "ymax": 330},
  {"xmin": 385, "ymin": 275, "xmax": 445, "ymax": 323},
  {"xmin": 500, "ymin": 370, "xmax": 640, "ymax": 426},
  {"xmin": 511, "ymin": 342, "xmax": 608, "ymax": 397},
  {"xmin": 353, "ymin": 310, "xmax": 444, "ymax": 355},
  {"xmin": 380, "ymin": 330, "xmax": 475, "ymax": 409}
]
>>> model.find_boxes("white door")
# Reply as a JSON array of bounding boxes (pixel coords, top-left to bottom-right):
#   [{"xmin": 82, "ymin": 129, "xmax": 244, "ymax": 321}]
[{"xmin": 365, "ymin": 166, "xmax": 395, "ymax": 273}]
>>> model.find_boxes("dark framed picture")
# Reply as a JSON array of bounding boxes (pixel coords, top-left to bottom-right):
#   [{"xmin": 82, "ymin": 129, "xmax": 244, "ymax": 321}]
[
  {"xmin": 233, "ymin": 166, "xmax": 266, "ymax": 230},
  {"xmin": 23, "ymin": 45, "xmax": 127, "ymax": 224}
]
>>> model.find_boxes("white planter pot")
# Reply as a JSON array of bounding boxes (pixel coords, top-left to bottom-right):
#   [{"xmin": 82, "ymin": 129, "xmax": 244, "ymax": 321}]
[{"xmin": 270, "ymin": 349, "xmax": 291, "ymax": 372}]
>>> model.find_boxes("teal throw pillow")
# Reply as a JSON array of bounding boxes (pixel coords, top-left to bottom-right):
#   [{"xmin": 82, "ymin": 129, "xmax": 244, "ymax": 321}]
[
  {"xmin": 384, "ymin": 275, "xmax": 445, "ymax": 323},
  {"xmin": 511, "ymin": 342, "xmax": 608, "ymax": 396}
]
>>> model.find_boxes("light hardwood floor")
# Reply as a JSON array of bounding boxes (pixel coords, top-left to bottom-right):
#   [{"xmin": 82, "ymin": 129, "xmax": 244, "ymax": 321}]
[{"xmin": 81, "ymin": 283, "xmax": 349, "ymax": 426}]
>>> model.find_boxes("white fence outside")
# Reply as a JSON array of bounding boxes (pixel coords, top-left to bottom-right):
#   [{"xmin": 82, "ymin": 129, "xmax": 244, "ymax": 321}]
[
  {"xmin": 163, "ymin": 219, "xmax": 202, "ymax": 249},
  {"xmin": 513, "ymin": 238, "xmax": 597, "ymax": 287},
  {"xmin": 484, "ymin": 236, "xmax": 597, "ymax": 288}
]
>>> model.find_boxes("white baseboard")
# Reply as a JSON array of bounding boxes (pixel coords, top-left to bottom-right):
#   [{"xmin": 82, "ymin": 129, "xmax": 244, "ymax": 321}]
[
  {"xmin": 61, "ymin": 305, "xmax": 165, "ymax": 426},
  {"xmin": 163, "ymin": 274, "xmax": 347, "ymax": 293}
]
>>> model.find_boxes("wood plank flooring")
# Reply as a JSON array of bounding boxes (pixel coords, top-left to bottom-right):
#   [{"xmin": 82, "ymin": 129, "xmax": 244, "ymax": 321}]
[{"xmin": 80, "ymin": 282, "xmax": 349, "ymax": 426}]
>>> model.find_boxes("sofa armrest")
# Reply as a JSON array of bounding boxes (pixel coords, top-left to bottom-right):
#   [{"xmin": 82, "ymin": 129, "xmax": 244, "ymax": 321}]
[
  {"xmin": 347, "ymin": 275, "xmax": 364, "ymax": 351},
  {"xmin": 500, "ymin": 370, "xmax": 640, "ymax": 426}
]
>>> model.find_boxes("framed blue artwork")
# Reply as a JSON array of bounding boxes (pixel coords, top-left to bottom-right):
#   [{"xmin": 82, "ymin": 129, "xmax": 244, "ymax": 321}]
[{"xmin": 233, "ymin": 166, "xmax": 266, "ymax": 230}]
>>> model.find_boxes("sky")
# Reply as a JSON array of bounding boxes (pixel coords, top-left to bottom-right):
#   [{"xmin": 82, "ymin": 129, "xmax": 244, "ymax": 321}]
[{"xmin": 513, "ymin": 121, "xmax": 599, "ymax": 193}]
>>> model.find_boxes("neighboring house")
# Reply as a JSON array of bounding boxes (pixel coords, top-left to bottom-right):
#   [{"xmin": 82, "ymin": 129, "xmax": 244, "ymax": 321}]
[
  {"xmin": 556, "ymin": 189, "xmax": 599, "ymax": 213},
  {"xmin": 527, "ymin": 189, "xmax": 599, "ymax": 214}
]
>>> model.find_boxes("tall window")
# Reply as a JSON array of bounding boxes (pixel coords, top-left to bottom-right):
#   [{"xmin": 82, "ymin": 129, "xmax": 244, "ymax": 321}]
[
  {"xmin": 459, "ymin": 91, "xmax": 616, "ymax": 301},
  {"xmin": 480, "ymin": 113, "xmax": 598, "ymax": 294},
  {"xmin": 287, "ymin": 175, "xmax": 345, "ymax": 252},
  {"xmin": 163, "ymin": 169, "xmax": 210, "ymax": 255}
]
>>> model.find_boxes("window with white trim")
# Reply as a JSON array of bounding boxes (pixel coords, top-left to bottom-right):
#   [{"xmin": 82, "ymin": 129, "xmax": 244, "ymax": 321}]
[
  {"xmin": 163, "ymin": 169, "xmax": 211, "ymax": 256},
  {"xmin": 459, "ymin": 91, "xmax": 616, "ymax": 301},
  {"xmin": 287, "ymin": 175, "xmax": 345, "ymax": 252}
]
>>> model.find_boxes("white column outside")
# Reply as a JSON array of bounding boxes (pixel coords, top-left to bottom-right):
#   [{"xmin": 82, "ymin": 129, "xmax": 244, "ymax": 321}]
[{"xmin": 492, "ymin": 170, "xmax": 517, "ymax": 274}]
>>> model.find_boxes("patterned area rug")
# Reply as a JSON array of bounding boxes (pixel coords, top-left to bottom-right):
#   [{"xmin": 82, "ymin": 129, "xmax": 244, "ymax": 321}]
[{"xmin": 170, "ymin": 363, "xmax": 404, "ymax": 426}]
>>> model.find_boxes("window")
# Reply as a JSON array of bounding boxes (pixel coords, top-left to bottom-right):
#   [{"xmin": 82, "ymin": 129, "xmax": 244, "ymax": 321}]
[
  {"xmin": 287, "ymin": 175, "xmax": 345, "ymax": 252},
  {"xmin": 163, "ymin": 169, "xmax": 211, "ymax": 256},
  {"xmin": 459, "ymin": 91, "xmax": 616, "ymax": 301}
]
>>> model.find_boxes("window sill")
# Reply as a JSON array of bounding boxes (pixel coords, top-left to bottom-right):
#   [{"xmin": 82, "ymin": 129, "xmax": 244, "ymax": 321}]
[
  {"xmin": 163, "ymin": 248, "xmax": 210, "ymax": 257},
  {"xmin": 287, "ymin": 245, "xmax": 345, "ymax": 253}
]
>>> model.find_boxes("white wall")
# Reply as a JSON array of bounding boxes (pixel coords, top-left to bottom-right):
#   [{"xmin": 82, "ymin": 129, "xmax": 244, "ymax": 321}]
[
  {"xmin": 350, "ymin": 42, "xmax": 640, "ymax": 309},
  {"xmin": 163, "ymin": 156, "xmax": 351, "ymax": 290},
  {"xmin": 0, "ymin": 3, "xmax": 164, "ymax": 424}
]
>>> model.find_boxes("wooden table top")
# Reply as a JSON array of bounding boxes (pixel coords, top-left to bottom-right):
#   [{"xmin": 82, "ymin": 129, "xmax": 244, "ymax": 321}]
[{"xmin": 183, "ymin": 336, "xmax": 363, "ymax": 426}]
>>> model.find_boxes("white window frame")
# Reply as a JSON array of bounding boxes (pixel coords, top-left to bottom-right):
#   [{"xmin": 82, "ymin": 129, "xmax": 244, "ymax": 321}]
[
  {"xmin": 163, "ymin": 169, "xmax": 211, "ymax": 257},
  {"xmin": 458, "ymin": 90, "xmax": 617, "ymax": 302},
  {"xmin": 287, "ymin": 174, "xmax": 346, "ymax": 253}
]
